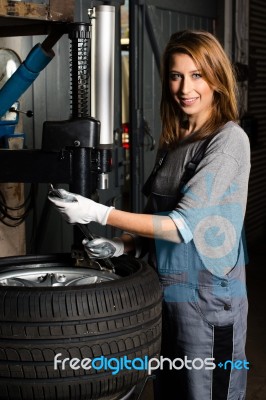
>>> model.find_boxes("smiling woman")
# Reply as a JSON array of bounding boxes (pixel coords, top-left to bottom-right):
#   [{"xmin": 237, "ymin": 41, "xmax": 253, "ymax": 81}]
[
  {"xmin": 49, "ymin": 30, "xmax": 250, "ymax": 400},
  {"xmin": 160, "ymin": 30, "xmax": 239, "ymax": 146}
]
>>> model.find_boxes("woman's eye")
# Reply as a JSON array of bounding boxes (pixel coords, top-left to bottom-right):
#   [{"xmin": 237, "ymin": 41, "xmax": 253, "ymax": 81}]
[
  {"xmin": 192, "ymin": 73, "xmax": 202, "ymax": 79},
  {"xmin": 169, "ymin": 73, "xmax": 181, "ymax": 81}
]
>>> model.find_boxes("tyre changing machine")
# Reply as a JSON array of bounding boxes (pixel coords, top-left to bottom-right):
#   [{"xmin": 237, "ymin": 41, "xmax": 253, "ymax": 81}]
[{"xmin": 0, "ymin": 5, "xmax": 160, "ymax": 400}]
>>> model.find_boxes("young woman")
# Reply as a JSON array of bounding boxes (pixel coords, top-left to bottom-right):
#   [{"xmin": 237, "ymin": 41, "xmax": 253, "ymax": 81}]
[{"xmin": 49, "ymin": 30, "xmax": 250, "ymax": 400}]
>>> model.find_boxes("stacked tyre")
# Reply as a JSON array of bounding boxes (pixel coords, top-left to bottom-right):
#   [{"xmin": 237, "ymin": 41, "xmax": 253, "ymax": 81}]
[{"xmin": 0, "ymin": 254, "xmax": 162, "ymax": 400}]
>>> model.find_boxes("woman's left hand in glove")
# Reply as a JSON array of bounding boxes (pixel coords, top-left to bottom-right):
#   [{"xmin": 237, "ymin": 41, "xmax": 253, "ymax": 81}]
[
  {"xmin": 83, "ymin": 237, "xmax": 124, "ymax": 259},
  {"xmin": 48, "ymin": 188, "xmax": 114, "ymax": 225}
]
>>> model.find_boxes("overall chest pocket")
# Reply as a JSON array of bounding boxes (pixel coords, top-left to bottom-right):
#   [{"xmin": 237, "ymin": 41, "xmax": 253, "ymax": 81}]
[
  {"xmin": 155, "ymin": 238, "xmax": 189, "ymax": 274},
  {"xmin": 145, "ymin": 192, "xmax": 189, "ymax": 274}
]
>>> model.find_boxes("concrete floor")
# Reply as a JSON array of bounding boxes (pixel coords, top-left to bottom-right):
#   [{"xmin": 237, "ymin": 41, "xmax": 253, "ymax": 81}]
[{"xmin": 138, "ymin": 240, "xmax": 266, "ymax": 400}]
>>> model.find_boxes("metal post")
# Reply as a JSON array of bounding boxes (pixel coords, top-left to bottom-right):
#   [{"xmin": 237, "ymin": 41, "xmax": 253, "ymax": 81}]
[
  {"xmin": 68, "ymin": 22, "xmax": 91, "ymax": 118},
  {"xmin": 91, "ymin": 5, "xmax": 115, "ymax": 146}
]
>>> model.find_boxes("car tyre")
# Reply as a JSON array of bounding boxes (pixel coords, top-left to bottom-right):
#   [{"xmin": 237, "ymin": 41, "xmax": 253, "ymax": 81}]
[{"xmin": 0, "ymin": 253, "xmax": 162, "ymax": 400}]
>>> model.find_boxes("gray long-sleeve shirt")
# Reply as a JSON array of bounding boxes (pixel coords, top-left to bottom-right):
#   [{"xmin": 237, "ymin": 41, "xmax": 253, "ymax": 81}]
[{"xmin": 151, "ymin": 121, "xmax": 251, "ymax": 276}]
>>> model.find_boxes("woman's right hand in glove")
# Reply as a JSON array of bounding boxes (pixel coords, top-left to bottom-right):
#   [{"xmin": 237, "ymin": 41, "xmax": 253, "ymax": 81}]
[{"xmin": 83, "ymin": 237, "xmax": 124, "ymax": 259}]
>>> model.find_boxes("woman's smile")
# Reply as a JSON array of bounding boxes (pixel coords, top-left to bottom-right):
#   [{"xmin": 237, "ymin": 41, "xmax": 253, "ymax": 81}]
[{"xmin": 179, "ymin": 96, "xmax": 200, "ymax": 106}]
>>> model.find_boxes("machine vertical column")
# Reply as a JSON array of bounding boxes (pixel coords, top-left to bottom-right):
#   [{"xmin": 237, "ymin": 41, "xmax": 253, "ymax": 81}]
[
  {"xmin": 68, "ymin": 22, "xmax": 91, "ymax": 119},
  {"xmin": 91, "ymin": 5, "xmax": 115, "ymax": 145},
  {"xmin": 68, "ymin": 22, "xmax": 97, "ymax": 247},
  {"xmin": 91, "ymin": 5, "xmax": 115, "ymax": 190}
]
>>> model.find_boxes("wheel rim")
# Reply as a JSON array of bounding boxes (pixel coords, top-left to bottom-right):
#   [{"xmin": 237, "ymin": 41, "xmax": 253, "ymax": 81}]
[{"xmin": 0, "ymin": 265, "xmax": 119, "ymax": 287}]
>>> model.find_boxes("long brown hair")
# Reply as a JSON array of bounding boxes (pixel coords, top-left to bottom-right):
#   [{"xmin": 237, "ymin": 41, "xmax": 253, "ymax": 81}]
[{"xmin": 160, "ymin": 30, "xmax": 239, "ymax": 146}]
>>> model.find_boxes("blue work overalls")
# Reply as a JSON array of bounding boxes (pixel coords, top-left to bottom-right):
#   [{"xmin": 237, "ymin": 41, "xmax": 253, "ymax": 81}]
[
  {"xmin": 144, "ymin": 149, "xmax": 248, "ymax": 400},
  {"xmin": 153, "ymin": 236, "xmax": 248, "ymax": 400}
]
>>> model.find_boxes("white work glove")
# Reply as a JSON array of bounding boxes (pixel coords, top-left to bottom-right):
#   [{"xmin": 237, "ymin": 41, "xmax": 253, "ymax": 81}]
[
  {"xmin": 83, "ymin": 237, "xmax": 124, "ymax": 259},
  {"xmin": 48, "ymin": 188, "xmax": 114, "ymax": 225}
]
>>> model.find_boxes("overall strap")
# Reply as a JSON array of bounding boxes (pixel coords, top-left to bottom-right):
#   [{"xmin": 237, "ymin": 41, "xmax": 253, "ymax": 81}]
[
  {"xmin": 179, "ymin": 134, "xmax": 215, "ymax": 190},
  {"xmin": 142, "ymin": 133, "xmax": 216, "ymax": 198},
  {"xmin": 142, "ymin": 149, "xmax": 168, "ymax": 197}
]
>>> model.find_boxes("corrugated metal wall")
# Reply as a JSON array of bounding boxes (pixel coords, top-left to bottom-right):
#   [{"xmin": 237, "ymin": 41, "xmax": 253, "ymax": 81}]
[
  {"xmin": 130, "ymin": 1, "xmax": 217, "ymax": 212},
  {"xmin": 245, "ymin": 0, "xmax": 266, "ymax": 243}
]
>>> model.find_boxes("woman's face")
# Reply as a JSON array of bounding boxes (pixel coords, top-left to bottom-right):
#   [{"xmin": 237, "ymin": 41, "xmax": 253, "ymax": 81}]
[{"xmin": 169, "ymin": 53, "xmax": 214, "ymax": 122}]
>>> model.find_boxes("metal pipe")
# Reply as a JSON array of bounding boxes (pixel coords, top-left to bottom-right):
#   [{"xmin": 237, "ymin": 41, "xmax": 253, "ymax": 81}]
[
  {"xmin": 0, "ymin": 43, "xmax": 54, "ymax": 118},
  {"xmin": 69, "ymin": 147, "xmax": 97, "ymax": 245},
  {"xmin": 91, "ymin": 5, "xmax": 115, "ymax": 146},
  {"xmin": 69, "ymin": 147, "xmax": 97, "ymax": 199}
]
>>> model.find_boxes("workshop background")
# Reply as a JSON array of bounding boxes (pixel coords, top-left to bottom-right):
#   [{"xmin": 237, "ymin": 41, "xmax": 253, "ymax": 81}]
[
  {"xmin": 0, "ymin": 0, "xmax": 263, "ymax": 254},
  {"xmin": 0, "ymin": 0, "xmax": 265, "ymax": 399}
]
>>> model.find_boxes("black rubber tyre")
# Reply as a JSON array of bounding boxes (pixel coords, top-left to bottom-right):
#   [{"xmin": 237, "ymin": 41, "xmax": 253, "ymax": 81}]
[{"xmin": 0, "ymin": 254, "xmax": 162, "ymax": 400}]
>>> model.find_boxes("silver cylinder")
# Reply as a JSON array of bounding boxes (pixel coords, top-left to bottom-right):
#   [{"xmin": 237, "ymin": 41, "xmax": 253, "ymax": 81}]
[
  {"xmin": 91, "ymin": 5, "xmax": 115, "ymax": 146},
  {"xmin": 98, "ymin": 173, "xmax": 109, "ymax": 190}
]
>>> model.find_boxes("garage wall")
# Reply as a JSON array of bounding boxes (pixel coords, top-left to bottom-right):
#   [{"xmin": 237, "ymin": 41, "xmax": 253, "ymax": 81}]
[
  {"xmin": 245, "ymin": 0, "xmax": 266, "ymax": 244},
  {"xmin": 0, "ymin": 32, "xmax": 70, "ymax": 254},
  {"xmin": 0, "ymin": 1, "xmax": 125, "ymax": 254},
  {"xmin": 129, "ymin": 1, "xmax": 219, "ymax": 212}
]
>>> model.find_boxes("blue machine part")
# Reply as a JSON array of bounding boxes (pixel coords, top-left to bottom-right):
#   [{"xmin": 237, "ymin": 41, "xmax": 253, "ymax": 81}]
[
  {"xmin": 0, "ymin": 123, "xmax": 17, "ymax": 138},
  {"xmin": 0, "ymin": 43, "xmax": 55, "ymax": 118},
  {"xmin": 0, "ymin": 102, "xmax": 19, "ymax": 145}
]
